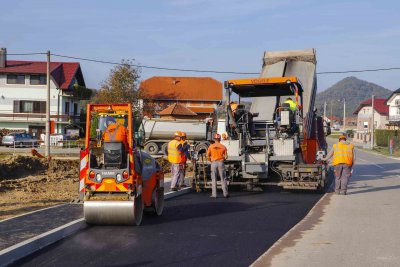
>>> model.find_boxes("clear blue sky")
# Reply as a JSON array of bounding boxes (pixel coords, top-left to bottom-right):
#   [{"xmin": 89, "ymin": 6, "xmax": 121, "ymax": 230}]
[{"xmin": 1, "ymin": 0, "xmax": 400, "ymax": 91}]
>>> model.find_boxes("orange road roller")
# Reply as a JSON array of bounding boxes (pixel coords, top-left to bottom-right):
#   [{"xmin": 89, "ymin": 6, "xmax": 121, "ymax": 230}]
[{"xmin": 80, "ymin": 103, "xmax": 164, "ymax": 225}]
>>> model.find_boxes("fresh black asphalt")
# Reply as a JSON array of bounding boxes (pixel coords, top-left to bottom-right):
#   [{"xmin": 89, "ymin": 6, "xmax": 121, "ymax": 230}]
[{"xmin": 13, "ymin": 187, "xmax": 323, "ymax": 267}]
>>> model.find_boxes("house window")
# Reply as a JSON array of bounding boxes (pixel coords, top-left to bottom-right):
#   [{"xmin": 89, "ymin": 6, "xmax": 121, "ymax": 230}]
[
  {"xmin": 65, "ymin": 102, "xmax": 70, "ymax": 114},
  {"xmin": 7, "ymin": 74, "xmax": 25, "ymax": 84},
  {"xmin": 13, "ymin": 100, "xmax": 46, "ymax": 113},
  {"xmin": 73, "ymin": 103, "xmax": 78, "ymax": 115},
  {"xmin": 30, "ymin": 74, "xmax": 47, "ymax": 85}
]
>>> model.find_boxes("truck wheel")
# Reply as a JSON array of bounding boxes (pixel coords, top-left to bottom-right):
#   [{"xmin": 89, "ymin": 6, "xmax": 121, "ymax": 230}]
[
  {"xmin": 152, "ymin": 187, "xmax": 164, "ymax": 216},
  {"xmin": 161, "ymin": 143, "xmax": 168, "ymax": 155},
  {"xmin": 144, "ymin": 142, "xmax": 159, "ymax": 155},
  {"xmin": 195, "ymin": 143, "xmax": 209, "ymax": 154}
]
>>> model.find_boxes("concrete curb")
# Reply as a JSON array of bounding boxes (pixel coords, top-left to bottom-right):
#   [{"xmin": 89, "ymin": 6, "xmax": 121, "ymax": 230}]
[
  {"xmin": 0, "ymin": 218, "xmax": 86, "ymax": 267},
  {"xmin": 0, "ymin": 188, "xmax": 192, "ymax": 266}
]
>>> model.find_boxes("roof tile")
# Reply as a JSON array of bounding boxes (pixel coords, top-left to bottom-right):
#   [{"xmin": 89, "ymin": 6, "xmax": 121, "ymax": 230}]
[
  {"xmin": 140, "ymin": 76, "xmax": 222, "ymax": 101},
  {"xmin": 0, "ymin": 60, "xmax": 84, "ymax": 90},
  {"xmin": 157, "ymin": 103, "xmax": 198, "ymax": 116}
]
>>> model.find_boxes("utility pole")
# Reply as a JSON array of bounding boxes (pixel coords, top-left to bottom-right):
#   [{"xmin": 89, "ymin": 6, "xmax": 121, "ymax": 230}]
[
  {"xmin": 323, "ymin": 101, "xmax": 327, "ymax": 120},
  {"xmin": 371, "ymin": 95, "xmax": 375, "ymax": 149},
  {"xmin": 343, "ymin": 98, "xmax": 346, "ymax": 132},
  {"xmin": 45, "ymin": 51, "xmax": 50, "ymax": 158}
]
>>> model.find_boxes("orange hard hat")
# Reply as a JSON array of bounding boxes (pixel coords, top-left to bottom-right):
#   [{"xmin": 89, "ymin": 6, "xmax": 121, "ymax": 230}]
[
  {"xmin": 174, "ymin": 131, "xmax": 182, "ymax": 137},
  {"xmin": 339, "ymin": 135, "xmax": 347, "ymax": 140},
  {"xmin": 180, "ymin": 132, "xmax": 187, "ymax": 137},
  {"xmin": 214, "ymin": 133, "xmax": 221, "ymax": 140}
]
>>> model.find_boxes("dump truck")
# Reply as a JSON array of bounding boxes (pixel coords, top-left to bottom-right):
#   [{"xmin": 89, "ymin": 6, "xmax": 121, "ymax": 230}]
[
  {"xmin": 191, "ymin": 49, "xmax": 328, "ymax": 191},
  {"xmin": 81, "ymin": 103, "xmax": 164, "ymax": 225},
  {"xmin": 141, "ymin": 118, "xmax": 213, "ymax": 155}
]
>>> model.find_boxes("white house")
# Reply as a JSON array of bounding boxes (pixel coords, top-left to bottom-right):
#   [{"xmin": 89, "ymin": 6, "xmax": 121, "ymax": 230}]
[
  {"xmin": 0, "ymin": 48, "xmax": 86, "ymax": 137},
  {"xmin": 385, "ymin": 88, "xmax": 400, "ymax": 128},
  {"xmin": 353, "ymin": 98, "xmax": 388, "ymax": 142}
]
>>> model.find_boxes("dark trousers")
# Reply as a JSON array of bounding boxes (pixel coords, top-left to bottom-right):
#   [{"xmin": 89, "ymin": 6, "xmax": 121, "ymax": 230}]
[{"xmin": 334, "ymin": 164, "xmax": 351, "ymax": 193}]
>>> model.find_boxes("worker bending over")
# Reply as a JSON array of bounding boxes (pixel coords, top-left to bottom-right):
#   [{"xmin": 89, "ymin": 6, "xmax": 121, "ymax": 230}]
[
  {"xmin": 167, "ymin": 131, "xmax": 185, "ymax": 191},
  {"xmin": 102, "ymin": 117, "xmax": 129, "ymax": 150},
  {"xmin": 323, "ymin": 135, "xmax": 355, "ymax": 195},
  {"xmin": 207, "ymin": 134, "xmax": 229, "ymax": 198}
]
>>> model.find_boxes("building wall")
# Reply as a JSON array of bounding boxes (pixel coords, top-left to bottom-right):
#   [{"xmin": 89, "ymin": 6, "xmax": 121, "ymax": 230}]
[
  {"xmin": 387, "ymin": 94, "xmax": 400, "ymax": 118},
  {"xmin": 0, "ymin": 74, "xmax": 79, "ymax": 133},
  {"xmin": 356, "ymin": 106, "xmax": 388, "ymax": 131}
]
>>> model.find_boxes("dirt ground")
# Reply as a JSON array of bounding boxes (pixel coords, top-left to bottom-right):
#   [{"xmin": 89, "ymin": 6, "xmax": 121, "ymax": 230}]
[
  {"xmin": 0, "ymin": 155, "xmax": 79, "ymax": 221},
  {"xmin": 0, "ymin": 155, "xmax": 194, "ymax": 221}
]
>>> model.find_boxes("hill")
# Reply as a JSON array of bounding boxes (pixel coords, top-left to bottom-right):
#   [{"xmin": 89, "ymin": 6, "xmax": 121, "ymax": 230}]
[{"xmin": 315, "ymin": 76, "xmax": 392, "ymax": 118}]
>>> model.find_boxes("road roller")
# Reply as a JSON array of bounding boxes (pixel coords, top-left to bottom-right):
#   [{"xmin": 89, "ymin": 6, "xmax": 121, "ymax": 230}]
[{"xmin": 82, "ymin": 103, "xmax": 164, "ymax": 225}]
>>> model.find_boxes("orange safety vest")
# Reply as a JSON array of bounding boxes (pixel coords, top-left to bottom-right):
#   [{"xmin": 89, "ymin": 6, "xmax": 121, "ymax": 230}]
[
  {"xmin": 103, "ymin": 124, "xmax": 129, "ymax": 150},
  {"xmin": 168, "ymin": 139, "xmax": 183, "ymax": 164},
  {"xmin": 332, "ymin": 142, "xmax": 354, "ymax": 166}
]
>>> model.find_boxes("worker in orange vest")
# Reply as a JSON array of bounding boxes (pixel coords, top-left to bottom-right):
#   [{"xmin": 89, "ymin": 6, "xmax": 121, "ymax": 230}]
[
  {"xmin": 167, "ymin": 131, "xmax": 185, "ymax": 191},
  {"xmin": 179, "ymin": 132, "xmax": 191, "ymax": 188},
  {"xmin": 102, "ymin": 117, "xmax": 129, "ymax": 150},
  {"xmin": 323, "ymin": 135, "xmax": 355, "ymax": 195},
  {"xmin": 207, "ymin": 133, "xmax": 229, "ymax": 198}
]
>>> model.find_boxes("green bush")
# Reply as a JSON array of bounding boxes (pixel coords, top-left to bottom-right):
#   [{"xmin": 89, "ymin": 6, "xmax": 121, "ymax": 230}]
[{"xmin": 375, "ymin": 129, "xmax": 398, "ymax": 147}]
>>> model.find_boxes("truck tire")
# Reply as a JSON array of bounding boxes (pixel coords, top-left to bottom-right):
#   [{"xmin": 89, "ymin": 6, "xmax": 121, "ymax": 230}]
[
  {"xmin": 195, "ymin": 142, "xmax": 209, "ymax": 154},
  {"xmin": 144, "ymin": 142, "xmax": 159, "ymax": 155},
  {"xmin": 161, "ymin": 143, "xmax": 168, "ymax": 155}
]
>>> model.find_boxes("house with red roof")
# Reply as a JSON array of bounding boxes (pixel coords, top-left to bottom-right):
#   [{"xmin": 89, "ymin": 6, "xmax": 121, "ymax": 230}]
[
  {"xmin": 139, "ymin": 76, "xmax": 222, "ymax": 120},
  {"xmin": 0, "ymin": 48, "xmax": 86, "ymax": 137},
  {"xmin": 385, "ymin": 88, "xmax": 400, "ymax": 127},
  {"xmin": 353, "ymin": 98, "xmax": 389, "ymax": 142}
]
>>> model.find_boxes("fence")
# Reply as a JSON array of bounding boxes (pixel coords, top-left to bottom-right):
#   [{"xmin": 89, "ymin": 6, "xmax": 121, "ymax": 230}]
[{"xmin": 5, "ymin": 140, "xmax": 83, "ymax": 157}]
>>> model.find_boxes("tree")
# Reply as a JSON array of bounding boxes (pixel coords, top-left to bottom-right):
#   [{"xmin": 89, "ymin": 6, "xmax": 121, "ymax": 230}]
[{"xmin": 91, "ymin": 59, "xmax": 141, "ymax": 108}]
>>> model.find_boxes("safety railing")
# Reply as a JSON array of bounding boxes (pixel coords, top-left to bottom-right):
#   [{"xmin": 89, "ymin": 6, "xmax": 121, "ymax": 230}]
[{"xmin": 5, "ymin": 140, "xmax": 83, "ymax": 157}]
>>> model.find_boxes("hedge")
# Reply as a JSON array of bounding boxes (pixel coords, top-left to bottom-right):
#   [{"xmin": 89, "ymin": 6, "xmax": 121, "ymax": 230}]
[{"xmin": 375, "ymin": 129, "xmax": 399, "ymax": 147}]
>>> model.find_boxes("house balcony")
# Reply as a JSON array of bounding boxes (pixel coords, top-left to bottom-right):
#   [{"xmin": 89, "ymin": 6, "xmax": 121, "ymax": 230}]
[
  {"xmin": 389, "ymin": 115, "xmax": 400, "ymax": 122},
  {"xmin": 0, "ymin": 111, "xmax": 80, "ymax": 123},
  {"xmin": 357, "ymin": 114, "xmax": 372, "ymax": 119}
]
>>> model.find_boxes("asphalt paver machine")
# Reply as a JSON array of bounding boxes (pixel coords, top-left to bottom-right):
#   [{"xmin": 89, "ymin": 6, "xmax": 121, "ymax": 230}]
[
  {"xmin": 191, "ymin": 49, "xmax": 328, "ymax": 191},
  {"xmin": 81, "ymin": 103, "xmax": 164, "ymax": 225}
]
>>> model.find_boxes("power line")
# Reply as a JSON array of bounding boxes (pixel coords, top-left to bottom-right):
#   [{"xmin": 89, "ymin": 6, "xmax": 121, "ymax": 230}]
[
  {"xmin": 51, "ymin": 53, "xmax": 258, "ymax": 74},
  {"xmin": 318, "ymin": 67, "xmax": 400, "ymax": 74},
  {"xmin": 6, "ymin": 51, "xmax": 400, "ymax": 75}
]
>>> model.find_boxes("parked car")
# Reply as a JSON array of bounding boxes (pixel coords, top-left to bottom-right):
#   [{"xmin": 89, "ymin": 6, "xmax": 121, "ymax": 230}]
[{"xmin": 1, "ymin": 133, "xmax": 39, "ymax": 147}]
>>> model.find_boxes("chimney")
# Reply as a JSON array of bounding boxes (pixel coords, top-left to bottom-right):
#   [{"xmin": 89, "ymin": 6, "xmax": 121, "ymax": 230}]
[{"xmin": 0, "ymin": 48, "xmax": 6, "ymax": 68}]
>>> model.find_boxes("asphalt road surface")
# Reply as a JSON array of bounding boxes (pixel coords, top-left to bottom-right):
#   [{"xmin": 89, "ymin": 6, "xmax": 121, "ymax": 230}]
[{"xmin": 13, "ymin": 188, "xmax": 323, "ymax": 267}]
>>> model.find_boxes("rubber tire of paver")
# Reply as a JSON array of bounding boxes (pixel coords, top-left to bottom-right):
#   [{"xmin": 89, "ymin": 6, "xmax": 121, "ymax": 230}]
[{"xmin": 144, "ymin": 142, "xmax": 159, "ymax": 155}]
